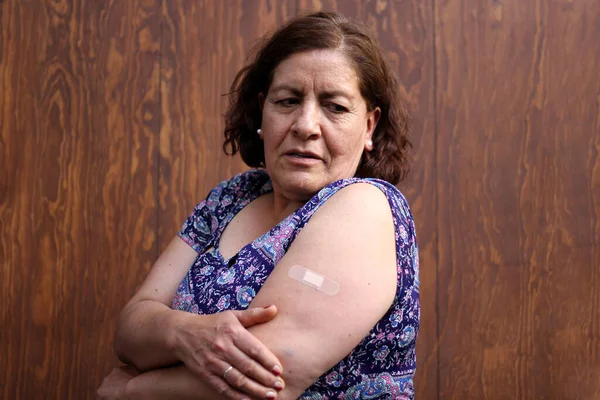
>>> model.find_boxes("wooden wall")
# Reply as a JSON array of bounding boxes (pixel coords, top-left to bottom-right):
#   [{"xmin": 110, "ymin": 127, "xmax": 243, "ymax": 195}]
[
  {"xmin": 1, "ymin": 0, "xmax": 598, "ymax": 399},
  {"xmin": 1, "ymin": 0, "xmax": 161, "ymax": 397},
  {"xmin": 435, "ymin": 1, "xmax": 600, "ymax": 398}
]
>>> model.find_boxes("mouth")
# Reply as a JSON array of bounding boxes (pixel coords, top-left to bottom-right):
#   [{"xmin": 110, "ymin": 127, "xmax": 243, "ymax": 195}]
[{"xmin": 285, "ymin": 150, "xmax": 321, "ymax": 160}]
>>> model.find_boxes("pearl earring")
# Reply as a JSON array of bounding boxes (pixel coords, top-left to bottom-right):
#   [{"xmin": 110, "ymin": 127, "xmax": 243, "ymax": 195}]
[
  {"xmin": 367, "ymin": 139, "xmax": 373, "ymax": 148},
  {"xmin": 257, "ymin": 128, "xmax": 262, "ymax": 135}
]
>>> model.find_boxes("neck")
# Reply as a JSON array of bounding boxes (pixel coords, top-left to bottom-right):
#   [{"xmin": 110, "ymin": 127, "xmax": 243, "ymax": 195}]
[
  {"xmin": 269, "ymin": 189, "xmax": 309, "ymax": 224},
  {"xmin": 273, "ymin": 194, "xmax": 305, "ymax": 222}
]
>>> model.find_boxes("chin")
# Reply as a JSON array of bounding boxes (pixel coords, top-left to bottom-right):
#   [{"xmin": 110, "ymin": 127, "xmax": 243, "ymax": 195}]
[{"xmin": 278, "ymin": 174, "xmax": 324, "ymax": 200}]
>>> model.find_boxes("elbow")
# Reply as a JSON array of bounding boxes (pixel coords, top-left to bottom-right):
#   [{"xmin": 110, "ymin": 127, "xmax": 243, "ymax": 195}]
[
  {"xmin": 113, "ymin": 335, "xmax": 131, "ymax": 366},
  {"xmin": 113, "ymin": 320, "xmax": 129, "ymax": 363},
  {"xmin": 112, "ymin": 300, "xmax": 177, "ymax": 372},
  {"xmin": 113, "ymin": 317, "xmax": 147, "ymax": 371},
  {"xmin": 112, "ymin": 304, "xmax": 137, "ymax": 367}
]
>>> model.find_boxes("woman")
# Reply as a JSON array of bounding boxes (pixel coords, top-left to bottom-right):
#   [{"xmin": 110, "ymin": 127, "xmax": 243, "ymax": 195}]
[{"xmin": 98, "ymin": 11, "xmax": 419, "ymax": 400}]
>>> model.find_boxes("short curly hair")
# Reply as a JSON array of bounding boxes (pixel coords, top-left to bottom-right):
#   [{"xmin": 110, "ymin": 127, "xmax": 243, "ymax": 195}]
[{"xmin": 223, "ymin": 11, "xmax": 411, "ymax": 184}]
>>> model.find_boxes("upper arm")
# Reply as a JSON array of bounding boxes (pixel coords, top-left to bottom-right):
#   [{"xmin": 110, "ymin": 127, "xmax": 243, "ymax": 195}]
[
  {"xmin": 128, "ymin": 236, "xmax": 199, "ymax": 306},
  {"xmin": 246, "ymin": 183, "xmax": 398, "ymax": 397},
  {"xmin": 126, "ymin": 179, "xmax": 227, "ymax": 306}
]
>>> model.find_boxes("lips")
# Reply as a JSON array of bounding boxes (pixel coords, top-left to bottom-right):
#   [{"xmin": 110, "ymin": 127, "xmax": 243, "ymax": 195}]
[{"xmin": 285, "ymin": 150, "xmax": 321, "ymax": 160}]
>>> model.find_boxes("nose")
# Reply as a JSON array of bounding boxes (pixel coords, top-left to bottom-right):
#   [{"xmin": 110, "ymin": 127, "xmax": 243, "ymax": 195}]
[{"xmin": 292, "ymin": 101, "xmax": 321, "ymax": 139}]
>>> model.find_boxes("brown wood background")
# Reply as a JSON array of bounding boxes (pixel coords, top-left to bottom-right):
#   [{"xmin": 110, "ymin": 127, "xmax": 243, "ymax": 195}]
[{"xmin": 1, "ymin": 0, "xmax": 598, "ymax": 399}]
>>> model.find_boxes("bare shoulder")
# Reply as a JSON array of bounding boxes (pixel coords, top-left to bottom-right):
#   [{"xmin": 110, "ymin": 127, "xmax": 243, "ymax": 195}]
[
  {"xmin": 305, "ymin": 181, "xmax": 395, "ymax": 247},
  {"xmin": 314, "ymin": 181, "xmax": 393, "ymax": 214}
]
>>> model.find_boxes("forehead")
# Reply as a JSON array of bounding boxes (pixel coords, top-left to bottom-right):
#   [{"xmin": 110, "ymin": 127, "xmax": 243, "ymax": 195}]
[{"xmin": 270, "ymin": 49, "xmax": 360, "ymax": 93}]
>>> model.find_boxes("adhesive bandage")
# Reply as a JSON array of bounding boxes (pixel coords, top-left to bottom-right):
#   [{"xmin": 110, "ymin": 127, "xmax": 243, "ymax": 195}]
[{"xmin": 288, "ymin": 264, "xmax": 340, "ymax": 296}]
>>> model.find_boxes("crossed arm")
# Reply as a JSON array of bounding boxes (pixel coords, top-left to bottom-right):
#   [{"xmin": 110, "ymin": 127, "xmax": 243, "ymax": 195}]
[{"xmin": 102, "ymin": 183, "xmax": 398, "ymax": 399}]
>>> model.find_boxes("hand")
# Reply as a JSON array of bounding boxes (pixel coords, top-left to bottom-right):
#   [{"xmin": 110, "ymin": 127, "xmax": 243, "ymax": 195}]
[
  {"xmin": 97, "ymin": 365, "xmax": 141, "ymax": 400},
  {"xmin": 173, "ymin": 305, "xmax": 285, "ymax": 400}
]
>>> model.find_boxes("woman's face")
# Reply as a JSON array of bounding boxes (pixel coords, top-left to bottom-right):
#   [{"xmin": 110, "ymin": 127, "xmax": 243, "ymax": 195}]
[{"xmin": 260, "ymin": 49, "xmax": 380, "ymax": 201}]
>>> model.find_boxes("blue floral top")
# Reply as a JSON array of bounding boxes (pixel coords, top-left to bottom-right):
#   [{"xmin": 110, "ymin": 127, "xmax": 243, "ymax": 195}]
[{"xmin": 173, "ymin": 170, "xmax": 420, "ymax": 399}]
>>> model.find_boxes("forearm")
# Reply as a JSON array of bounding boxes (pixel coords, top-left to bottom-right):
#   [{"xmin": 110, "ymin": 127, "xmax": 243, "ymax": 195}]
[
  {"xmin": 124, "ymin": 365, "xmax": 222, "ymax": 400},
  {"xmin": 114, "ymin": 299, "xmax": 186, "ymax": 370}
]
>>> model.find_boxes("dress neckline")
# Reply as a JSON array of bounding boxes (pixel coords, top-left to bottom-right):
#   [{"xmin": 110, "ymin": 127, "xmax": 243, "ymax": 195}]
[{"xmin": 212, "ymin": 170, "xmax": 360, "ymax": 265}]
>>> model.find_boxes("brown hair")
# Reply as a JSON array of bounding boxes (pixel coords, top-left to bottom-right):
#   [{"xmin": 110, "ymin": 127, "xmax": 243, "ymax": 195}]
[{"xmin": 223, "ymin": 11, "xmax": 411, "ymax": 184}]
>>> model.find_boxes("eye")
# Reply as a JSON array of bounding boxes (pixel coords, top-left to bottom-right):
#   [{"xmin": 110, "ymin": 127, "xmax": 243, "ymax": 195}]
[
  {"xmin": 276, "ymin": 98, "xmax": 299, "ymax": 107},
  {"xmin": 324, "ymin": 102, "xmax": 349, "ymax": 114}
]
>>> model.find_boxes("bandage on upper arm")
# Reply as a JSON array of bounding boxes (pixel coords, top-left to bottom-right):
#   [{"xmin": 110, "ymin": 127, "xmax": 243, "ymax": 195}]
[{"xmin": 288, "ymin": 264, "xmax": 340, "ymax": 296}]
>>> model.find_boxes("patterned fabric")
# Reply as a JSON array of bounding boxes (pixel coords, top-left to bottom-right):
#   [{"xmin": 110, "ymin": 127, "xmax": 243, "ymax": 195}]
[{"xmin": 173, "ymin": 170, "xmax": 420, "ymax": 399}]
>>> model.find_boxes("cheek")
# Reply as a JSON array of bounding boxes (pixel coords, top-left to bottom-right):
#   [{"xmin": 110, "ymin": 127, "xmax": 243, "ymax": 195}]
[
  {"xmin": 327, "ymin": 129, "xmax": 366, "ymax": 158},
  {"xmin": 262, "ymin": 110, "xmax": 289, "ymax": 139},
  {"xmin": 261, "ymin": 129, "xmax": 285, "ymax": 163}
]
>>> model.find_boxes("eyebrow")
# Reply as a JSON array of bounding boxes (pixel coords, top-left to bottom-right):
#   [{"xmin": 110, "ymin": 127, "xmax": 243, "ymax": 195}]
[
  {"xmin": 270, "ymin": 84, "xmax": 354, "ymax": 101},
  {"xmin": 270, "ymin": 84, "xmax": 303, "ymax": 96}
]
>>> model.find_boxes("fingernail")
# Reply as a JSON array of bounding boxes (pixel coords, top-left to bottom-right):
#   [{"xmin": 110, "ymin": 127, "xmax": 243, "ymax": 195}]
[
  {"xmin": 272, "ymin": 364, "xmax": 282, "ymax": 375},
  {"xmin": 266, "ymin": 390, "xmax": 277, "ymax": 399},
  {"xmin": 274, "ymin": 379, "xmax": 284, "ymax": 390},
  {"xmin": 263, "ymin": 304, "xmax": 273, "ymax": 309}
]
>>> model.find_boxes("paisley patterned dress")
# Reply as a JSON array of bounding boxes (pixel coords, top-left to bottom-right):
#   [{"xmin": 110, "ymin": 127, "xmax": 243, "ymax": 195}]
[{"xmin": 172, "ymin": 169, "xmax": 420, "ymax": 399}]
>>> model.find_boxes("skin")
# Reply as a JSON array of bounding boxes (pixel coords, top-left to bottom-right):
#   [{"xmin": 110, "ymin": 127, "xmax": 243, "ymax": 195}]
[
  {"xmin": 260, "ymin": 49, "xmax": 378, "ymax": 214},
  {"xmin": 98, "ymin": 49, "xmax": 399, "ymax": 400}
]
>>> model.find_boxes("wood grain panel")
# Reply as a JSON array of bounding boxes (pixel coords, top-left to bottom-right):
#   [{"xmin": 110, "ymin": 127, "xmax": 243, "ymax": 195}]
[
  {"xmin": 159, "ymin": 0, "xmax": 297, "ymax": 249},
  {"xmin": 0, "ymin": 0, "xmax": 160, "ymax": 398},
  {"xmin": 296, "ymin": 1, "xmax": 437, "ymax": 397},
  {"xmin": 436, "ymin": 0, "xmax": 600, "ymax": 398}
]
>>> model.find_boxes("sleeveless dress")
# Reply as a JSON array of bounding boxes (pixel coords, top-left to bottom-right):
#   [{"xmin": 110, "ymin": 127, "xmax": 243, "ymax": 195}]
[{"xmin": 173, "ymin": 169, "xmax": 420, "ymax": 399}]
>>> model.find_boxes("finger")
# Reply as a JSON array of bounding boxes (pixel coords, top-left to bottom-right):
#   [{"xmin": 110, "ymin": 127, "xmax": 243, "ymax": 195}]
[
  {"xmin": 225, "ymin": 343, "xmax": 285, "ymax": 391},
  {"xmin": 207, "ymin": 373, "xmax": 258, "ymax": 400},
  {"xmin": 232, "ymin": 305, "xmax": 278, "ymax": 328},
  {"xmin": 221, "ymin": 364, "xmax": 280, "ymax": 400},
  {"xmin": 231, "ymin": 327, "xmax": 283, "ymax": 376}
]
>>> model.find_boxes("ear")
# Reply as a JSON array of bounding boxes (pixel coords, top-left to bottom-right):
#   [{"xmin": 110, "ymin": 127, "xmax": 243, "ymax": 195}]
[
  {"xmin": 365, "ymin": 107, "xmax": 381, "ymax": 151},
  {"xmin": 258, "ymin": 92, "xmax": 265, "ymax": 111}
]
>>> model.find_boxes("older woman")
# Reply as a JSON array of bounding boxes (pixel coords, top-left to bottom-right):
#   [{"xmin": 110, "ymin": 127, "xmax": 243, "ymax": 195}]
[{"xmin": 98, "ymin": 11, "xmax": 418, "ymax": 400}]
